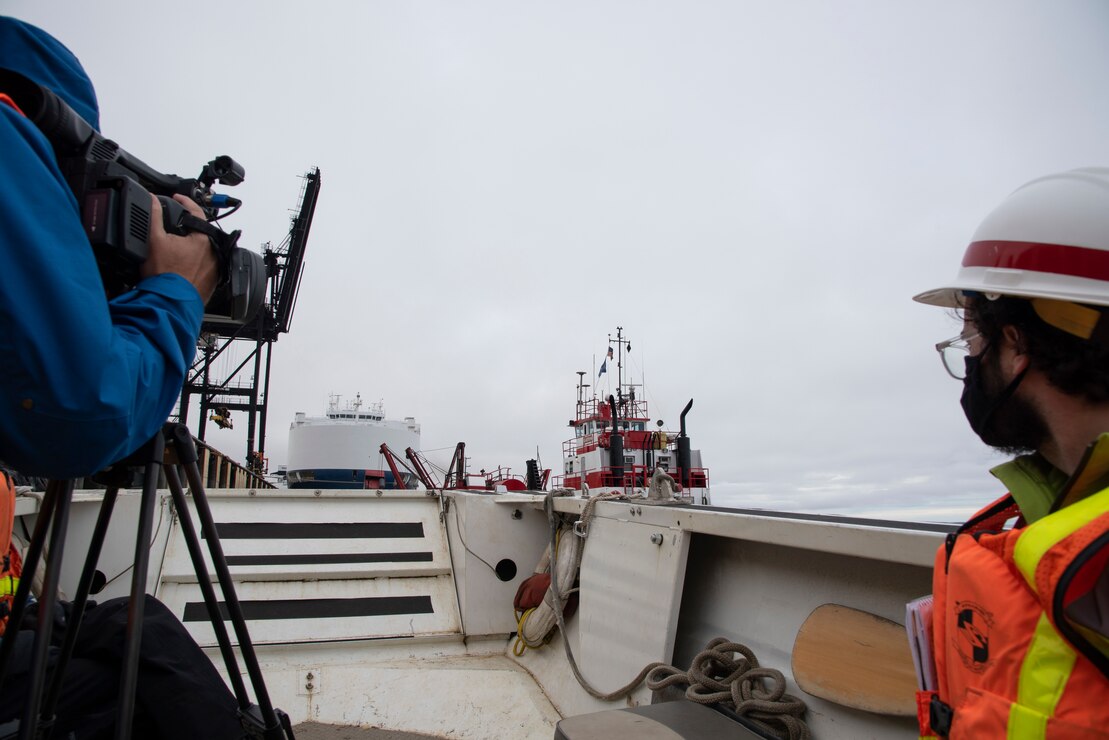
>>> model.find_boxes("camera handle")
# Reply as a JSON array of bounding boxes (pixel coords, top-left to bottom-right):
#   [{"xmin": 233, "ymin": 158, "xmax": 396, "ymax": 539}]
[
  {"xmin": 0, "ymin": 424, "xmax": 294, "ymax": 740},
  {"xmin": 156, "ymin": 196, "xmax": 241, "ymax": 255}
]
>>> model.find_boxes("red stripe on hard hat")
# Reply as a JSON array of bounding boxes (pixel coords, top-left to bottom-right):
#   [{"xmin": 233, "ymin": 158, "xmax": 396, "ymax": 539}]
[{"xmin": 964, "ymin": 241, "xmax": 1109, "ymax": 282}]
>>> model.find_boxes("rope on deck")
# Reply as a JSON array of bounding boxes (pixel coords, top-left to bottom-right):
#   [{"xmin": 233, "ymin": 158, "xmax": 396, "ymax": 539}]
[
  {"xmin": 544, "ymin": 492, "xmax": 811, "ymax": 740},
  {"xmin": 647, "ymin": 638, "xmax": 810, "ymax": 740}
]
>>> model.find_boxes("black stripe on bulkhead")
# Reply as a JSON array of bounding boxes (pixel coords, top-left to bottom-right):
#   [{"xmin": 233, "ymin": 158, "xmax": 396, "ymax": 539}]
[
  {"xmin": 208, "ymin": 522, "xmax": 425, "ymax": 539},
  {"xmin": 182, "ymin": 595, "xmax": 434, "ymax": 622},
  {"xmin": 225, "ymin": 551, "xmax": 434, "ymax": 566}
]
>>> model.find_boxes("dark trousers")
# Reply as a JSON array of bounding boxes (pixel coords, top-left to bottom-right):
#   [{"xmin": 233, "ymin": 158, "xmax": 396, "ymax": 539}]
[{"xmin": 0, "ymin": 596, "xmax": 242, "ymax": 739}]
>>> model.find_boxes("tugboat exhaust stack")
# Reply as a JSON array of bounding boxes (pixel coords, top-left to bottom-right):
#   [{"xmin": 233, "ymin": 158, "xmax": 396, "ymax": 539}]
[
  {"xmin": 607, "ymin": 394, "xmax": 624, "ymax": 486},
  {"xmin": 678, "ymin": 399, "xmax": 693, "ymax": 490}
]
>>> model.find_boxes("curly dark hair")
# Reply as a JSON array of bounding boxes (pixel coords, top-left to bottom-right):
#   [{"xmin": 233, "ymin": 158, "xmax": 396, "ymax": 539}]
[{"xmin": 966, "ymin": 295, "xmax": 1109, "ymax": 403}]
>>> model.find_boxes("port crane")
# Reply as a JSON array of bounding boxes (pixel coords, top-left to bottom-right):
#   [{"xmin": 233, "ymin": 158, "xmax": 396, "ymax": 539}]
[
  {"xmin": 379, "ymin": 443, "xmax": 550, "ymax": 492},
  {"xmin": 177, "ymin": 168, "xmax": 321, "ymax": 472}
]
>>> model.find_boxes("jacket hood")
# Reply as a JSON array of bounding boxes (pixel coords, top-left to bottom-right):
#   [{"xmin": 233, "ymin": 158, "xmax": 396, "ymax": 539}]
[{"xmin": 0, "ymin": 16, "xmax": 99, "ymax": 131}]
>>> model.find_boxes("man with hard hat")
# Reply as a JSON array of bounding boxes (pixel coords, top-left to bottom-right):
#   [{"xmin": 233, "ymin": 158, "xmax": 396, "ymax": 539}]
[{"xmin": 913, "ymin": 168, "xmax": 1109, "ymax": 738}]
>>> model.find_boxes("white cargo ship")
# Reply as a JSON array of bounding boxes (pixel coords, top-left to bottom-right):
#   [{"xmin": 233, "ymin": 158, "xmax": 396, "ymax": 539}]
[{"xmin": 285, "ymin": 394, "xmax": 421, "ymax": 490}]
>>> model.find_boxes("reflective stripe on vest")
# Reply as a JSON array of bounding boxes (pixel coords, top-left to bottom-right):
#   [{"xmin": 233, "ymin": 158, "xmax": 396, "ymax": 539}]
[
  {"xmin": 1013, "ymin": 486, "xmax": 1109, "ymax": 588},
  {"xmin": 1004, "ymin": 486, "xmax": 1109, "ymax": 738},
  {"xmin": 1008, "ymin": 613, "xmax": 1077, "ymax": 739},
  {"xmin": 0, "ymin": 575, "xmax": 18, "ymax": 598}
]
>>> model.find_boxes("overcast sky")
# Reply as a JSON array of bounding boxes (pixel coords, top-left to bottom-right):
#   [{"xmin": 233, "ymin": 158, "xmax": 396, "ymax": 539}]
[{"xmin": 10, "ymin": 2, "xmax": 1109, "ymax": 521}]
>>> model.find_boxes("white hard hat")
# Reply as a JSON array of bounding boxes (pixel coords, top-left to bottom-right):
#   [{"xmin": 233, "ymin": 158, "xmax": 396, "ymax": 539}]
[{"xmin": 914, "ymin": 167, "xmax": 1109, "ymax": 310}]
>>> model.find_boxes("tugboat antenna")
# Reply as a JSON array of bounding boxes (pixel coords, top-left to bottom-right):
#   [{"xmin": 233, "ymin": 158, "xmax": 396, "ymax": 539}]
[
  {"xmin": 575, "ymin": 371, "xmax": 589, "ymax": 416},
  {"xmin": 613, "ymin": 326, "xmax": 626, "ymax": 407}
]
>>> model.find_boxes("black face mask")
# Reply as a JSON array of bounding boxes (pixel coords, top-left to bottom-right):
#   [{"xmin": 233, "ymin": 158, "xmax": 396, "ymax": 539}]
[{"xmin": 960, "ymin": 351, "xmax": 1036, "ymax": 450}]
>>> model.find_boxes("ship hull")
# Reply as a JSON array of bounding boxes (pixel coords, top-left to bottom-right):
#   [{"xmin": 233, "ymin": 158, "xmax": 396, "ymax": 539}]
[
  {"xmin": 286, "ymin": 408, "xmax": 420, "ymax": 489},
  {"xmin": 23, "ymin": 486, "xmax": 948, "ymax": 738}
]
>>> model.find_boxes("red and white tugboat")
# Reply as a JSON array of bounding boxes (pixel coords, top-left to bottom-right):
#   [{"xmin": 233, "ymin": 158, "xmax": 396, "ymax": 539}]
[{"xmin": 557, "ymin": 327, "xmax": 710, "ymax": 504}]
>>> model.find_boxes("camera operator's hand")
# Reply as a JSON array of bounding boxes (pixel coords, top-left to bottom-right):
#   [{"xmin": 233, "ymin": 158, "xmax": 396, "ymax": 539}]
[{"xmin": 142, "ymin": 194, "xmax": 219, "ymax": 302}]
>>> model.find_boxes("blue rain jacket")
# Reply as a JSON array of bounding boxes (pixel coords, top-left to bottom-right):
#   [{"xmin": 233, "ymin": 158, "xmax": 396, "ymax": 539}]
[{"xmin": 0, "ymin": 17, "xmax": 203, "ymax": 477}]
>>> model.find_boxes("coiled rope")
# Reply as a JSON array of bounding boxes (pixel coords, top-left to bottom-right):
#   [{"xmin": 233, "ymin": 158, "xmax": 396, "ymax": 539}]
[
  {"xmin": 646, "ymin": 638, "xmax": 810, "ymax": 740},
  {"xmin": 543, "ymin": 493, "xmax": 809, "ymax": 739}
]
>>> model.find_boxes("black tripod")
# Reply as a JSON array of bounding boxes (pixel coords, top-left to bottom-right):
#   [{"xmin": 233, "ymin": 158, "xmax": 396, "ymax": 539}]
[{"xmin": 0, "ymin": 424, "xmax": 294, "ymax": 740}]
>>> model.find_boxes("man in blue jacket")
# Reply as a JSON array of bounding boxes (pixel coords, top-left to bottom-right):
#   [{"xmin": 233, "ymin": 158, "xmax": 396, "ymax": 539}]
[
  {"xmin": 0, "ymin": 16, "xmax": 245, "ymax": 739},
  {"xmin": 0, "ymin": 15, "xmax": 217, "ymax": 479}
]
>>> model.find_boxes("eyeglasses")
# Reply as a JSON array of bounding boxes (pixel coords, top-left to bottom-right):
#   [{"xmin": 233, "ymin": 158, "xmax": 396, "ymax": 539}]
[{"xmin": 935, "ymin": 332, "xmax": 981, "ymax": 380}]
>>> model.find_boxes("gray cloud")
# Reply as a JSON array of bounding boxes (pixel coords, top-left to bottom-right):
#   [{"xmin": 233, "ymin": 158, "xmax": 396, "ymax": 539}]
[{"xmin": 11, "ymin": 1, "xmax": 1107, "ymax": 521}]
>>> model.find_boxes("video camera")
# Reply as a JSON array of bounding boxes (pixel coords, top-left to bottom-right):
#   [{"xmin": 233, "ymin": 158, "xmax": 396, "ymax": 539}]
[{"xmin": 0, "ymin": 68, "xmax": 264, "ymax": 324}]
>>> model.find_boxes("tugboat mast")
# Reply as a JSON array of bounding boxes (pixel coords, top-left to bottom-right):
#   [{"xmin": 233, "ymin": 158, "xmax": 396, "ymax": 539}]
[
  {"xmin": 608, "ymin": 326, "xmax": 641, "ymax": 423},
  {"xmin": 611, "ymin": 326, "xmax": 624, "ymax": 407},
  {"xmin": 575, "ymin": 371, "xmax": 589, "ymax": 424}
]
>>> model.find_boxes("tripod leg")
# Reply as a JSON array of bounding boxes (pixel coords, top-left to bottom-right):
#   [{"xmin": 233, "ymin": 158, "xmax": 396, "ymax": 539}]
[
  {"xmin": 187, "ymin": 476, "xmax": 291, "ymax": 738},
  {"xmin": 166, "ymin": 425, "xmax": 287, "ymax": 739},
  {"xmin": 0, "ymin": 482, "xmax": 60, "ymax": 688},
  {"xmin": 114, "ymin": 434, "xmax": 164, "ymax": 740},
  {"xmin": 39, "ymin": 487, "xmax": 120, "ymax": 727},
  {"xmin": 17, "ymin": 478, "xmax": 75, "ymax": 740},
  {"xmin": 162, "ymin": 465, "xmax": 249, "ymax": 705}
]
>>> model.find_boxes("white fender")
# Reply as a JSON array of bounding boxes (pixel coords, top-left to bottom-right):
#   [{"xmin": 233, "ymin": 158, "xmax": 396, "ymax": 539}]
[{"xmin": 515, "ymin": 524, "xmax": 581, "ymax": 652}]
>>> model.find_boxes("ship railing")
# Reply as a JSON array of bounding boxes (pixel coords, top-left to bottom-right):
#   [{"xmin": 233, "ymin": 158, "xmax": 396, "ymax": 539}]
[
  {"xmin": 633, "ymin": 465, "xmax": 709, "ymax": 491},
  {"xmin": 624, "ymin": 464, "xmax": 687, "ymax": 489},
  {"xmin": 565, "ymin": 434, "xmax": 604, "ymax": 456},
  {"xmin": 444, "ymin": 471, "xmax": 529, "ymax": 492},
  {"xmin": 592, "ymin": 466, "xmax": 633, "ymax": 488},
  {"xmin": 547, "ymin": 466, "xmax": 708, "ymax": 494},
  {"xmin": 617, "ymin": 397, "xmax": 650, "ymax": 421},
  {"xmin": 572, "ymin": 397, "xmax": 650, "ymax": 425},
  {"xmin": 565, "ymin": 430, "xmax": 687, "ymax": 458},
  {"xmin": 194, "ymin": 439, "xmax": 274, "ymax": 490},
  {"xmin": 601, "ymin": 465, "xmax": 711, "ymax": 491},
  {"xmin": 688, "ymin": 467, "xmax": 710, "ymax": 489},
  {"xmin": 567, "ymin": 433, "xmax": 610, "ymax": 456}
]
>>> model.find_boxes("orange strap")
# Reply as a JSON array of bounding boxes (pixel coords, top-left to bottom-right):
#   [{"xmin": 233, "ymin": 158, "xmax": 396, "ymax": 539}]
[
  {"xmin": 0, "ymin": 93, "xmax": 26, "ymax": 116},
  {"xmin": 916, "ymin": 690, "xmax": 939, "ymax": 737},
  {"xmin": 0, "ymin": 473, "xmax": 16, "ymax": 637},
  {"xmin": 0, "ymin": 472, "xmax": 13, "ymax": 568}
]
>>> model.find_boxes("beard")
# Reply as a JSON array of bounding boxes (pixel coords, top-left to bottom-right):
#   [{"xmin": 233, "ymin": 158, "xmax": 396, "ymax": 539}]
[{"xmin": 967, "ymin": 351, "xmax": 1049, "ymax": 455}]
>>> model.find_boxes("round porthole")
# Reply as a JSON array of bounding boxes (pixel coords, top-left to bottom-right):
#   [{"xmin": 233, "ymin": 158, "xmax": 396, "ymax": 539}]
[{"xmin": 495, "ymin": 559, "xmax": 517, "ymax": 582}]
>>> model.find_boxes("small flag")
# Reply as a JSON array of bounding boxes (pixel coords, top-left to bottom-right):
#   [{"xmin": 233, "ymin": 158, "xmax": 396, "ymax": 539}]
[
  {"xmin": 598, "ymin": 359, "xmax": 607, "ymax": 378},
  {"xmin": 607, "ymin": 346, "xmax": 614, "ymax": 360}
]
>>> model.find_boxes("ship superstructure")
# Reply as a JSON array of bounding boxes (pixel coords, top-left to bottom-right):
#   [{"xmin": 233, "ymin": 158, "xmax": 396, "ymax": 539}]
[
  {"xmin": 286, "ymin": 393, "xmax": 420, "ymax": 489},
  {"xmin": 558, "ymin": 328, "xmax": 710, "ymax": 504}
]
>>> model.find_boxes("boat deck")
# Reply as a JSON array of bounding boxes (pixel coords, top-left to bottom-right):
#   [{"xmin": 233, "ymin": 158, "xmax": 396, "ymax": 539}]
[
  {"xmin": 224, "ymin": 639, "xmax": 563, "ymax": 739},
  {"xmin": 292, "ymin": 723, "xmax": 442, "ymax": 739},
  {"xmin": 22, "ymin": 487, "xmax": 948, "ymax": 739}
]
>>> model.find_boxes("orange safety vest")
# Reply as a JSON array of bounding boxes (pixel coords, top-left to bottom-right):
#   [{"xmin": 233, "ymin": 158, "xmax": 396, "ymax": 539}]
[
  {"xmin": 0, "ymin": 471, "xmax": 23, "ymax": 636},
  {"xmin": 918, "ymin": 487, "xmax": 1109, "ymax": 738}
]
